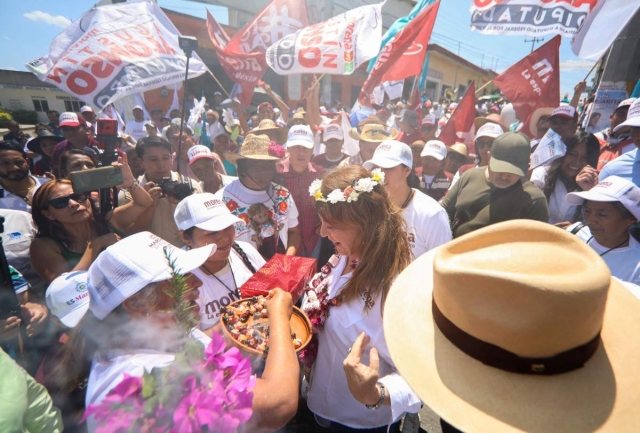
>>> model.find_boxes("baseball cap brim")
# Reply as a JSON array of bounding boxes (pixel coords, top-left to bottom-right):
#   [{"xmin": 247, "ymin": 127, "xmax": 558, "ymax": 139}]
[
  {"xmin": 565, "ymin": 190, "xmax": 619, "ymax": 206},
  {"xmin": 363, "ymin": 154, "xmax": 403, "ymax": 170},
  {"xmin": 286, "ymin": 139, "xmax": 314, "ymax": 149},
  {"xmin": 323, "ymin": 132, "xmax": 343, "ymax": 141},
  {"xmin": 420, "ymin": 150, "xmax": 445, "ymax": 160},
  {"xmin": 613, "ymin": 117, "xmax": 640, "ymax": 132},
  {"xmin": 59, "ymin": 120, "xmax": 81, "ymax": 127},
  {"xmin": 189, "ymin": 154, "xmax": 214, "ymax": 165},
  {"xmin": 194, "ymin": 214, "xmax": 243, "ymax": 233},
  {"xmin": 59, "ymin": 303, "xmax": 90, "ymax": 328},
  {"xmin": 156, "ymin": 244, "xmax": 217, "ymax": 282},
  {"xmin": 489, "ymin": 157, "xmax": 525, "ymax": 177}
]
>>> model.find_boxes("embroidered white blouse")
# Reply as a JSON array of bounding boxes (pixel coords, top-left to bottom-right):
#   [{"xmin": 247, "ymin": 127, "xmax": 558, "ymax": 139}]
[{"xmin": 306, "ymin": 256, "xmax": 422, "ymax": 428}]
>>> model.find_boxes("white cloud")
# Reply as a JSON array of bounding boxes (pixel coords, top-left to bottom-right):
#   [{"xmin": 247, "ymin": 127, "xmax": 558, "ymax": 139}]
[
  {"xmin": 23, "ymin": 11, "xmax": 71, "ymax": 28},
  {"xmin": 560, "ymin": 59, "xmax": 596, "ymax": 71}
]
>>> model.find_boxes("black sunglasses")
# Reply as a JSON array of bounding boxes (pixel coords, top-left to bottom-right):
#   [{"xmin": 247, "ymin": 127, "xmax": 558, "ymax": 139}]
[{"xmin": 48, "ymin": 193, "xmax": 88, "ymax": 209}]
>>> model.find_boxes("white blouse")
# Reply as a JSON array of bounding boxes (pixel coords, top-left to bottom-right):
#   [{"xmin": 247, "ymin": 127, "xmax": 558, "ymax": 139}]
[
  {"xmin": 531, "ymin": 165, "xmax": 579, "ymax": 224},
  {"xmin": 306, "ymin": 256, "xmax": 422, "ymax": 428}
]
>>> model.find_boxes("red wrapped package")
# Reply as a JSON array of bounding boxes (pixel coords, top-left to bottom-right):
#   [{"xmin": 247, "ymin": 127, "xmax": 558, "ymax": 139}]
[{"xmin": 239, "ymin": 254, "xmax": 317, "ymax": 304}]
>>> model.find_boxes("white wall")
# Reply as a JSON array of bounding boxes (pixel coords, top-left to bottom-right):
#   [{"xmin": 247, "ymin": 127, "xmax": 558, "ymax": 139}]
[{"xmin": 0, "ymin": 84, "xmax": 83, "ymax": 123}]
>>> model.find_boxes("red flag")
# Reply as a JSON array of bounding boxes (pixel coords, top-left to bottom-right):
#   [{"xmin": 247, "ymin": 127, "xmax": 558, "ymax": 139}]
[
  {"xmin": 438, "ymin": 82, "xmax": 477, "ymax": 148},
  {"xmin": 206, "ymin": 1, "xmax": 308, "ymax": 106},
  {"xmin": 359, "ymin": 0, "xmax": 440, "ymax": 106},
  {"xmin": 493, "ymin": 36, "xmax": 560, "ymax": 138}
]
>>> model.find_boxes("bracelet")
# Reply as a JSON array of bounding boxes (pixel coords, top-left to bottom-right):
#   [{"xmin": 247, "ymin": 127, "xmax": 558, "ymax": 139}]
[
  {"xmin": 121, "ymin": 181, "xmax": 138, "ymax": 192},
  {"xmin": 365, "ymin": 382, "xmax": 386, "ymax": 410}
]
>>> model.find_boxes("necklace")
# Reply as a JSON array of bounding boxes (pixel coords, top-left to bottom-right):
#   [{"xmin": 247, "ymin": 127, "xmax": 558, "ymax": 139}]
[
  {"xmin": 400, "ymin": 189, "xmax": 415, "ymax": 209},
  {"xmin": 587, "ymin": 236, "xmax": 629, "ymax": 257},
  {"xmin": 201, "ymin": 259, "xmax": 239, "ymax": 296}
]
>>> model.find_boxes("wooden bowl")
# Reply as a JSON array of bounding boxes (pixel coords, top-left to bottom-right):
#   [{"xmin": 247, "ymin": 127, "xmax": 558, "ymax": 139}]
[{"xmin": 221, "ymin": 297, "xmax": 312, "ymax": 356}]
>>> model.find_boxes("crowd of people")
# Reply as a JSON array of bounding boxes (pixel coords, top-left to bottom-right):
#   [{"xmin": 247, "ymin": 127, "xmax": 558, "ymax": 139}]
[{"xmin": 1, "ymin": 77, "xmax": 640, "ymax": 433}]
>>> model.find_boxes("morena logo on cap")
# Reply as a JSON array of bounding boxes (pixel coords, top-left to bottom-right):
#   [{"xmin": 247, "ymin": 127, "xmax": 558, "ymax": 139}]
[
  {"xmin": 551, "ymin": 106, "xmax": 576, "ymax": 118},
  {"xmin": 377, "ymin": 144, "xmax": 393, "ymax": 152},
  {"xmin": 203, "ymin": 199, "xmax": 225, "ymax": 210},
  {"xmin": 428, "ymin": 142, "xmax": 442, "ymax": 149}
]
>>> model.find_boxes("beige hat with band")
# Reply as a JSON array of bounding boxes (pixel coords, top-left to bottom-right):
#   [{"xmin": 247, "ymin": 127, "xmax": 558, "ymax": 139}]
[
  {"xmin": 225, "ymin": 134, "xmax": 287, "ymax": 163},
  {"xmin": 348, "ymin": 123, "xmax": 398, "ymax": 142},
  {"xmin": 247, "ymin": 119, "xmax": 287, "ymax": 143},
  {"xmin": 384, "ymin": 220, "xmax": 640, "ymax": 432}
]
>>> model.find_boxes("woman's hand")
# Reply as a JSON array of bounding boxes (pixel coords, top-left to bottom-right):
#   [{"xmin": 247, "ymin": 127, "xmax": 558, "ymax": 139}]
[
  {"xmin": 266, "ymin": 289, "xmax": 293, "ymax": 321},
  {"xmin": 576, "ymin": 165, "xmax": 599, "ymax": 191},
  {"xmin": 92, "ymin": 233, "xmax": 120, "ymax": 251},
  {"xmin": 21, "ymin": 302, "xmax": 49, "ymax": 337},
  {"xmin": 0, "ymin": 316, "xmax": 21, "ymax": 342},
  {"xmin": 343, "ymin": 331, "xmax": 382, "ymax": 406}
]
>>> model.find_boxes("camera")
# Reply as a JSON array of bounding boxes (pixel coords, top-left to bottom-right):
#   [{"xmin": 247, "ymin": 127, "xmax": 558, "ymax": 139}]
[
  {"xmin": 159, "ymin": 178, "xmax": 194, "ymax": 201},
  {"xmin": 179, "ymin": 36, "xmax": 198, "ymax": 55}
]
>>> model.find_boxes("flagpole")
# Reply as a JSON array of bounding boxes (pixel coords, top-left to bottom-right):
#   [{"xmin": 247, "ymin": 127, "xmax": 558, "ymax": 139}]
[
  {"xmin": 475, "ymin": 81, "xmax": 493, "ymax": 94},
  {"xmin": 207, "ymin": 70, "xmax": 231, "ymax": 98}
]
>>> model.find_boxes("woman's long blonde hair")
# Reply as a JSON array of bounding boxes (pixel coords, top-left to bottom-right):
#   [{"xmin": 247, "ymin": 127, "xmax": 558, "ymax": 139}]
[{"xmin": 316, "ymin": 166, "xmax": 412, "ymax": 310}]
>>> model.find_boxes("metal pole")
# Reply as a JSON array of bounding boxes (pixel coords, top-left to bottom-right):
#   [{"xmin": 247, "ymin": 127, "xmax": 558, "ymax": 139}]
[{"xmin": 177, "ymin": 54, "xmax": 191, "ymax": 177}]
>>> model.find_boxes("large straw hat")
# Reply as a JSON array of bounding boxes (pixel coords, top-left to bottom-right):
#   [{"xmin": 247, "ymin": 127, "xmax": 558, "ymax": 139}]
[
  {"xmin": 348, "ymin": 123, "xmax": 398, "ymax": 142},
  {"xmin": 225, "ymin": 134, "xmax": 286, "ymax": 163},
  {"xmin": 474, "ymin": 113, "xmax": 508, "ymax": 132},
  {"xmin": 247, "ymin": 119, "xmax": 287, "ymax": 144},
  {"xmin": 529, "ymin": 107, "xmax": 555, "ymax": 137},
  {"xmin": 447, "ymin": 143, "xmax": 474, "ymax": 163},
  {"xmin": 384, "ymin": 220, "xmax": 640, "ymax": 433}
]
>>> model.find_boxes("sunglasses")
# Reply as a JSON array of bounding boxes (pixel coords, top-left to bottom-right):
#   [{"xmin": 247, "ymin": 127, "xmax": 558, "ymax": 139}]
[
  {"xmin": 48, "ymin": 193, "xmax": 88, "ymax": 209},
  {"xmin": 476, "ymin": 139, "xmax": 493, "ymax": 149},
  {"xmin": 422, "ymin": 126, "xmax": 436, "ymax": 132}
]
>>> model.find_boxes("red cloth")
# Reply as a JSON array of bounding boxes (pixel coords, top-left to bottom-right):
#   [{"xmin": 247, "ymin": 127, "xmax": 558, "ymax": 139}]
[
  {"xmin": 240, "ymin": 254, "xmax": 317, "ymax": 303},
  {"xmin": 438, "ymin": 82, "xmax": 476, "ymax": 147},
  {"xmin": 492, "ymin": 36, "xmax": 561, "ymax": 139},
  {"xmin": 275, "ymin": 159, "xmax": 326, "ymax": 254},
  {"xmin": 397, "ymin": 129, "xmax": 424, "ymax": 146},
  {"xmin": 359, "ymin": 0, "xmax": 440, "ymax": 106},
  {"xmin": 597, "ymin": 136, "xmax": 634, "ymax": 172}
]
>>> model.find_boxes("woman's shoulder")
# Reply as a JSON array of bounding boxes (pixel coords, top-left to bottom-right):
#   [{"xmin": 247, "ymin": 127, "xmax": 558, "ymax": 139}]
[{"xmin": 30, "ymin": 236, "xmax": 61, "ymax": 252}]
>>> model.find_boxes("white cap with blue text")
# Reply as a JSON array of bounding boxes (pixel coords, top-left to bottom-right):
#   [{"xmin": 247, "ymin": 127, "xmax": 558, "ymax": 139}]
[
  {"xmin": 45, "ymin": 271, "xmax": 90, "ymax": 328},
  {"xmin": 363, "ymin": 139, "xmax": 413, "ymax": 170},
  {"xmin": 286, "ymin": 125, "xmax": 314, "ymax": 149}
]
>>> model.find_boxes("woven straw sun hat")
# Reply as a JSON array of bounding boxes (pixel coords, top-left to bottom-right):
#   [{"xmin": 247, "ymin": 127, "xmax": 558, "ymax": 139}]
[
  {"xmin": 225, "ymin": 133, "xmax": 286, "ymax": 163},
  {"xmin": 348, "ymin": 123, "xmax": 398, "ymax": 142},
  {"xmin": 247, "ymin": 118, "xmax": 287, "ymax": 144},
  {"xmin": 384, "ymin": 220, "xmax": 640, "ymax": 433}
]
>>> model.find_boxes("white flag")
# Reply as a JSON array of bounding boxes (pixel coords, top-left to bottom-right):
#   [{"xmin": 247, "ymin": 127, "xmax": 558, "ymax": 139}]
[
  {"xmin": 571, "ymin": 0, "xmax": 640, "ymax": 60},
  {"xmin": 26, "ymin": 0, "xmax": 207, "ymax": 110},
  {"xmin": 266, "ymin": 3, "xmax": 383, "ymax": 75},
  {"xmin": 165, "ymin": 85, "xmax": 180, "ymax": 119}
]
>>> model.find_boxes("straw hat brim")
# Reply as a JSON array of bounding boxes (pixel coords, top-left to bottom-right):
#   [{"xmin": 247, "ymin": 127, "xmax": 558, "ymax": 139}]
[
  {"xmin": 248, "ymin": 126, "xmax": 287, "ymax": 143},
  {"xmin": 474, "ymin": 117, "xmax": 508, "ymax": 132},
  {"xmin": 529, "ymin": 107, "xmax": 555, "ymax": 137},
  {"xmin": 384, "ymin": 247, "xmax": 640, "ymax": 433},
  {"xmin": 224, "ymin": 152, "xmax": 287, "ymax": 164},
  {"xmin": 348, "ymin": 126, "xmax": 398, "ymax": 142}
]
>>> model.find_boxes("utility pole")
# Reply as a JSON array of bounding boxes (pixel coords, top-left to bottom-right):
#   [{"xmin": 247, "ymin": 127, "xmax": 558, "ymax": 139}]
[{"xmin": 525, "ymin": 37, "xmax": 544, "ymax": 53}]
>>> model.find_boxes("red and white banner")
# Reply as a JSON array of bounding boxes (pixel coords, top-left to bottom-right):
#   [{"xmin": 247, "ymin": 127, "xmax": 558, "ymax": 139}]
[
  {"xmin": 571, "ymin": 0, "xmax": 640, "ymax": 60},
  {"xmin": 207, "ymin": 0, "xmax": 308, "ymax": 106},
  {"xmin": 438, "ymin": 82, "xmax": 477, "ymax": 148},
  {"xmin": 359, "ymin": 0, "xmax": 440, "ymax": 106},
  {"xmin": 265, "ymin": 3, "xmax": 383, "ymax": 75},
  {"xmin": 470, "ymin": 0, "xmax": 599, "ymax": 37},
  {"xmin": 26, "ymin": 1, "xmax": 208, "ymax": 111},
  {"xmin": 493, "ymin": 36, "xmax": 560, "ymax": 138}
]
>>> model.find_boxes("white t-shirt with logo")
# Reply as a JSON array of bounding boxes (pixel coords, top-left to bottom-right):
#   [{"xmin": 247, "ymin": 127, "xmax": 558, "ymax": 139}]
[
  {"xmin": 125, "ymin": 120, "xmax": 147, "ymax": 141},
  {"xmin": 191, "ymin": 241, "xmax": 266, "ymax": 330},
  {"xmin": 216, "ymin": 180, "xmax": 299, "ymax": 251},
  {"xmin": 402, "ymin": 189, "xmax": 452, "ymax": 258}
]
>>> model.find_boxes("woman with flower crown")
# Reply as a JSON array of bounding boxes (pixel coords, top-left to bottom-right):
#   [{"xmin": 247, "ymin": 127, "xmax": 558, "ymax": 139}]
[{"xmin": 302, "ymin": 166, "xmax": 422, "ymax": 432}]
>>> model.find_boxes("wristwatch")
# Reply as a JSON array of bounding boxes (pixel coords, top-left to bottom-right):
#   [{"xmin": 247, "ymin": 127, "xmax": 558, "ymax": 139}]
[{"xmin": 365, "ymin": 382, "xmax": 386, "ymax": 410}]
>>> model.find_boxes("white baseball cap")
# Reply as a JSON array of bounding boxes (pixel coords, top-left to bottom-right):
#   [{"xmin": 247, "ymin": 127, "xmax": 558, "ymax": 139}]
[
  {"xmin": 566, "ymin": 176, "xmax": 640, "ymax": 221},
  {"xmin": 420, "ymin": 140, "xmax": 447, "ymax": 160},
  {"xmin": 80, "ymin": 105, "xmax": 94, "ymax": 113},
  {"xmin": 87, "ymin": 232, "xmax": 216, "ymax": 320},
  {"xmin": 550, "ymin": 105, "xmax": 578, "ymax": 120},
  {"xmin": 133, "ymin": 105, "xmax": 144, "ymax": 111},
  {"xmin": 59, "ymin": 112, "xmax": 82, "ymax": 127},
  {"xmin": 421, "ymin": 114, "xmax": 437, "ymax": 126},
  {"xmin": 616, "ymin": 98, "xmax": 637, "ymax": 110},
  {"xmin": 286, "ymin": 125, "xmax": 314, "ymax": 149},
  {"xmin": 614, "ymin": 98, "xmax": 640, "ymax": 132},
  {"xmin": 363, "ymin": 140, "xmax": 413, "ymax": 170},
  {"xmin": 174, "ymin": 193, "xmax": 242, "ymax": 232},
  {"xmin": 45, "ymin": 271, "xmax": 90, "ymax": 328},
  {"xmin": 188, "ymin": 145, "xmax": 215, "ymax": 164},
  {"xmin": 323, "ymin": 124, "xmax": 344, "ymax": 141},
  {"xmin": 475, "ymin": 122, "xmax": 503, "ymax": 140}
]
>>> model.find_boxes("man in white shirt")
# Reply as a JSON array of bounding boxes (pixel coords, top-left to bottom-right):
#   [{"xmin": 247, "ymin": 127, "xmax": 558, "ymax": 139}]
[
  {"xmin": 364, "ymin": 140, "xmax": 452, "ymax": 258},
  {"xmin": 205, "ymin": 109, "xmax": 224, "ymax": 140},
  {"xmin": 0, "ymin": 142, "xmax": 48, "ymax": 212},
  {"xmin": 125, "ymin": 105, "xmax": 148, "ymax": 141}
]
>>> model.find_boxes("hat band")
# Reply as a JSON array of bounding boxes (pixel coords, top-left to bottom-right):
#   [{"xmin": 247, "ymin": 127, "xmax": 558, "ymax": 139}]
[{"xmin": 432, "ymin": 298, "xmax": 600, "ymax": 375}]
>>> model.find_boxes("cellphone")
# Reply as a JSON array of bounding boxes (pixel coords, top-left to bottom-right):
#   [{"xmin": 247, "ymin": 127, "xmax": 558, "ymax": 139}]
[{"xmin": 70, "ymin": 166, "xmax": 123, "ymax": 192}]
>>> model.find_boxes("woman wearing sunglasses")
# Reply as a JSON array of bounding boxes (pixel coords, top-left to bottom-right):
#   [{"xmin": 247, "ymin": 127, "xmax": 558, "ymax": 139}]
[{"xmin": 29, "ymin": 154, "xmax": 153, "ymax": 284}]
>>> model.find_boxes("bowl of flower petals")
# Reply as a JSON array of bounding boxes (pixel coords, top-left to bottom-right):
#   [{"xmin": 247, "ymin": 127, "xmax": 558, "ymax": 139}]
[{"xmin": 220, "ymin": 296, "xmax": 312, "ymax": 356}]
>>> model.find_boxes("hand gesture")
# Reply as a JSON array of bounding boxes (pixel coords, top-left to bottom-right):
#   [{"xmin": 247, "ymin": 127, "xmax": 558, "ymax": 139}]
[
  {"xmin": 266, "ymin": 289, "xmax": 293, "ymax": 321},
  {"xmin": 343, "ymin": 331, "xmax": 382, "ymax": 406},
  {"xmin": 576, "ymin": 165, "xmax": 599, "ymax": 191},
  {"xmin": 21, "ymin": 302, "xmax": 49, "ymax": 338},
  {"xmin": 574, "ymin": 81, "xmax": 587, "ymax": 94},
  {"xmin": 113, "ymin": 153, "xmax": 135, "ymax": 189},
  {"xmin": 144, "ymin": 182, "xmax": 163, "ymax": 206}
]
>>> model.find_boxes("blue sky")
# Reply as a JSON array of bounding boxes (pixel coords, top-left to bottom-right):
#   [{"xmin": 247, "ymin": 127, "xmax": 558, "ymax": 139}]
[{"xmin": 1, "ymin": 0, "xmax": 594, "ymax": 97}]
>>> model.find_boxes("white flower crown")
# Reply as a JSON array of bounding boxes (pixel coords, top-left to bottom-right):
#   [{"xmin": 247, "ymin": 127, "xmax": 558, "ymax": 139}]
[{"xmin": 309, "ymin": 169, "xmax": 385, "ymax": 204}]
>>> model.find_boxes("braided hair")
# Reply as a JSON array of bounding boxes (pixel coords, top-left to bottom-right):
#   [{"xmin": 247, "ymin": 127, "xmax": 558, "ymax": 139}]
[{"xmin": 232, "ymin": 242, "xmax": 257, "ymax": 273}]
